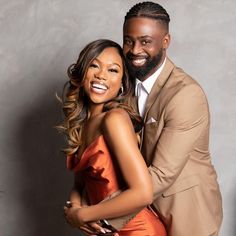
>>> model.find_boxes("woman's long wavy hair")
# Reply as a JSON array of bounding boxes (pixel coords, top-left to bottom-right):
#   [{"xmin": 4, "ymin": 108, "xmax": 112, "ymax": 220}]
[{"xmin": 57, "ymin": 39, "xmax": 142, "ymax": 157}]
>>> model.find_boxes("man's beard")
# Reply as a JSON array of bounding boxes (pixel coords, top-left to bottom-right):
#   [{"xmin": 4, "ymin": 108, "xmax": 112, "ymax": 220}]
[{"xmin": 126, "ymin": 49, "xmax": 163, "ymax": 80}]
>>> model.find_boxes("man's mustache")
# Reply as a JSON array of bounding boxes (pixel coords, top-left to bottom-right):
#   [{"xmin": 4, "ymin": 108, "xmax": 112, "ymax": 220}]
[{"xmin": 126, "ymin": 52, "xmax": 148, "ymax": 60}]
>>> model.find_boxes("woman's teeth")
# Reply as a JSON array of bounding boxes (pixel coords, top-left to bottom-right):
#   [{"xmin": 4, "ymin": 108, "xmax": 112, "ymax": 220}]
[
  {"xmin": 91, "ymin": 82, "xmax": 108, "ymax": 94},
  {"xmin": 91, "ymin": 82, "xmax": 108, "ymax": 91}
]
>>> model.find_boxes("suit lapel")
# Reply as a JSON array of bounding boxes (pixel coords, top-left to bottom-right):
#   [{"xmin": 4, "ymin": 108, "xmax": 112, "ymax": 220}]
[
  {"xmin": 129, "ymin": 95, "xmax": 138, "ymax": 113},
  {"xmin": 143, "ymin": 58, "xmax": 175, "ymax": 122},
  {"xmin": 139, "ymin": 58, "xmax": 175, "ymax": 150}
]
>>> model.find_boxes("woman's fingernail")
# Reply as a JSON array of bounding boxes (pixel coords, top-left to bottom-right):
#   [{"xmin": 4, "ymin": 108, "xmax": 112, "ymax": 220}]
[{"xmin": 100, "ymin": 229, "xmax": 106, "ymax": 234}]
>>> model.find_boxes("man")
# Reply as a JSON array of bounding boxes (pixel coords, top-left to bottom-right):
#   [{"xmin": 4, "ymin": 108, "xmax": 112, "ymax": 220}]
[{"xmin": 119, "ymin": 2, "xmax": 223, "ymax": 236}]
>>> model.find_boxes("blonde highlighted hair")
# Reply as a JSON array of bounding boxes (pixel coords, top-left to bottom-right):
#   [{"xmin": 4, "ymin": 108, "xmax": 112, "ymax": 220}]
[{"xmin": 57, "ymin": 39, "xmax": 142, "ymax": 157}]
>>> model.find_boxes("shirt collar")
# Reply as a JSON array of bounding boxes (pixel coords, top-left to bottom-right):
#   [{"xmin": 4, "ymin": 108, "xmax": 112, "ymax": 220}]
[{"xmin": 135, "ymin": 57, "xmax": 166, "ymax": 94}]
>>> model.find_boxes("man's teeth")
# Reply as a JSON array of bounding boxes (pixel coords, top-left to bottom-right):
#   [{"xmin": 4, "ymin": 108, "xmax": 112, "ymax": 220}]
[
  {"xmin": 132, "ymin": 58, "xmax": 146, "ymax": 65},
  {"xmin": 91, "ymin": 83, "xmax": 107, "ymax": 90}
]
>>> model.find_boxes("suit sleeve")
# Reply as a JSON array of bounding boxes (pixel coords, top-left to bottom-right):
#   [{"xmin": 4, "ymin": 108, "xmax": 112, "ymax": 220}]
[{"xmin": 148, "ymin": 83, "xmax": 210, "ymax": 198}]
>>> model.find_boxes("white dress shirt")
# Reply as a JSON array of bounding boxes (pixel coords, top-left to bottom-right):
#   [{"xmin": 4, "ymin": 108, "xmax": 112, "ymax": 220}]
[{"xmin": 135, "ymin": 58, "xmax": 166, "ymax": 117}]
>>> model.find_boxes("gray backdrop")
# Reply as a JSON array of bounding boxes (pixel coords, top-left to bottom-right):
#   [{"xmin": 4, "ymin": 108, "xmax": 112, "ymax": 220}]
[{"xmin": 0, "ymin": 0, "xmax": 235, "ymax": 235}]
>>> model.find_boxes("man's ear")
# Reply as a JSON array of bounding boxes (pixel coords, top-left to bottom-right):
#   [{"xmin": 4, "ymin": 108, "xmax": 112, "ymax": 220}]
[{"xmin": 163, "ymin": 33, "xmax": 171, "ymax": 50}]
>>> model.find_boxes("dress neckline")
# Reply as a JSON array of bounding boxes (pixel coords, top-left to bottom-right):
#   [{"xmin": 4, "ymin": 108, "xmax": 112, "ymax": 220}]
[
  {"xmin": 67, "ymin": 135, "xmax": 104, "ymax": 171},
  {"xmin": 79, "ymin": 135, "xmax": 103, "ymax": 160}
]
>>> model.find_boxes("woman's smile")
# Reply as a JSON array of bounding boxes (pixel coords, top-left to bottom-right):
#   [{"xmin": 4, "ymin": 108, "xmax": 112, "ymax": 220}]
[{"xmin": 90, "ymin": 81, "xmax": 108, "ymax": 94}]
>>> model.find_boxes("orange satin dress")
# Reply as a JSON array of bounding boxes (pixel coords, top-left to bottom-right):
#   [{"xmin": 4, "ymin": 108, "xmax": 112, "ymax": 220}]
[{"xmin": 67, "ymin": 135, "xmax": 166, "ymax": 236}]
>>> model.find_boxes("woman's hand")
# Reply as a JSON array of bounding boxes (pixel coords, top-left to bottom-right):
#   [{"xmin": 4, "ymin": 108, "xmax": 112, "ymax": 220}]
[
  {"xmin": 64, "ymin": 203, "xmax": 83, "ymax": 228},
  {"xmin": 64, "ymin": 202, "xmax": 111, "ymax": 235}
]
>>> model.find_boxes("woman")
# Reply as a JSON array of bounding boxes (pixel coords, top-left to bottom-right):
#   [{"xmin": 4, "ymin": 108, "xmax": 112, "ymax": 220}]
[{"xmin": 59, "ymin": 39, "xmax": 166, "ymax": 235}]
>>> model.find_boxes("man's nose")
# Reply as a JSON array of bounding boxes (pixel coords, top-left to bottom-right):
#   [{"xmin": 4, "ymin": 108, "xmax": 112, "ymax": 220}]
[{"xmin": 131, "ymin": 42, "xmax": 142, "ymax": 55}]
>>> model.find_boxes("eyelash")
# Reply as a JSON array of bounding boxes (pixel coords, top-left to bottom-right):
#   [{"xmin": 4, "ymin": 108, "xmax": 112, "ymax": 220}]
[
  {"xmin": 109, "ymin": 69, "xmax": 118, "ymax": 73},
  {"xmin": 89, "ymin": 63, "xmax": 98, "ymax": 68},
  {"xmin": 89, "ymin": 64, "xmax": 118, "ymax": 73}
]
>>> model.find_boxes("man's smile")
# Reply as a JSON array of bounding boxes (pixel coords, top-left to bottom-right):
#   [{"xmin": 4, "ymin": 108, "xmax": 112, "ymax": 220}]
[{"xmin": 131, "ymin": 58, "xmax": 147, "ymax": 67}]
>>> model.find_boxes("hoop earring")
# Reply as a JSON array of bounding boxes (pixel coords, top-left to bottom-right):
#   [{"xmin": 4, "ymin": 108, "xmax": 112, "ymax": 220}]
[{"xmin": 119, "ymin": 85, "xmax": 124, "ymax": 96}]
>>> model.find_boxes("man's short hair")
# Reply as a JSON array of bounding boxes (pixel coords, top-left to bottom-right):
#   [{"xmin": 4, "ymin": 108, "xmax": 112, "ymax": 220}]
[{"xmin": 124, "ymin": 1, "xmax": 170, "ymax": 31}]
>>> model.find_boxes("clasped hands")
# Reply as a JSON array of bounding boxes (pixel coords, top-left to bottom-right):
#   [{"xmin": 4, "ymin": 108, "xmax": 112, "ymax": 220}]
[{"xmin": 63, "ymin": 201, "xmax": 118, "ymax": 236}]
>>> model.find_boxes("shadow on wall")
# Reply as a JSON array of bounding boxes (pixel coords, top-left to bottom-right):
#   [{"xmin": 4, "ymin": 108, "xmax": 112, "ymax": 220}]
[
  {"xmin": 15, "ymin": 82, "xmax": 83, "ymax": 236},
  {"xmin": 234, "ymin": 195, "xmax": 236, "ymax": 235}
]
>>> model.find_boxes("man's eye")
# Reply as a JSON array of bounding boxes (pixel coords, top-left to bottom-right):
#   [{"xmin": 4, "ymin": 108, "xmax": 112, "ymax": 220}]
[
  {"xmin": 141, "ymin": 40, "xmax": 151, "ymax": 45},
  {"xmin": 124, "ymin": 39, "xmax": 133, "ymax": 46}
]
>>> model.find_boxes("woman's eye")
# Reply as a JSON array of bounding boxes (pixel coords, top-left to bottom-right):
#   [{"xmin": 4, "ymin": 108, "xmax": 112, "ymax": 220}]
[
  {"xmin": 109, "ymin": 68, "xmax": 118, "ymax": 73},
  {"xmin": 89, "ymin": 63, "xmax": 98, "ymax": 68}
]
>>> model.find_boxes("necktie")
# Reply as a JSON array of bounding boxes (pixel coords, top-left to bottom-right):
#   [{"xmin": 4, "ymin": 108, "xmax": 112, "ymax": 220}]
[{"xmin": 136, "ymin": 82, "xmax": 147, "ymax": 117}]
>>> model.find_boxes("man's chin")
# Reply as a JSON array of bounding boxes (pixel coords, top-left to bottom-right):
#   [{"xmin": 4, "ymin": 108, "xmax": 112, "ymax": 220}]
[
  {"xmin": 129, "ymin": 65, "xmax": 147, "ymax": 74},
  {"xmin": 132, "ymin": 70, "xmax": 149, "ymax": 80},
  {"xmin": 126, "ymin": 61, "xmax": 149, "ymax": 79}
]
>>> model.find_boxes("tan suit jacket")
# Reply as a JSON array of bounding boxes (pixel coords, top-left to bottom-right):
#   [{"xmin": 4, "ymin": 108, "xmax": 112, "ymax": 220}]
[
  {"xmin": 83, "ymin": 58, "xmax": 223, "ymax": 236},
  {"xmin": 139, "ymin": 58, "xmax": 223, "ymax": 236}
]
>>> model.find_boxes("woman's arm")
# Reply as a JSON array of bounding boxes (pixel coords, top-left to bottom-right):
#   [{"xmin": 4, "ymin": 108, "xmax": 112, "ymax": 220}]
[
  {"xmin": 65, "ymin": 171, "xmax": 107, "ymax": 234},
  {"xmin": 76, "ymin": 108, "xmax": 153, "ymax": 224},
  {"xmin": 69, "ymin": 173, "xmax": 83, "ymax": 205}
]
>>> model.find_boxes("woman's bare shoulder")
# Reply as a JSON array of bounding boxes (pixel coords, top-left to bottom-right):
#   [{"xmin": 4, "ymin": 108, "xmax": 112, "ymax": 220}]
[
  {"xmin": 104, "ymin": 108, "xmax": 130, "ymax": 124},
  {"xmin": 101, "ymin": 108, "xmax": 132, "ymax": 134}
]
